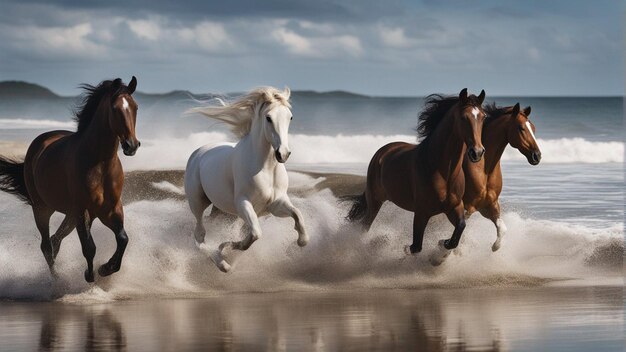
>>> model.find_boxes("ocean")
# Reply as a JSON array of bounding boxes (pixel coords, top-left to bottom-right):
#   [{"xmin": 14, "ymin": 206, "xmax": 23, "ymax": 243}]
[{"xmin": 0, "ymin": 92, "xmax": 622, "ymax": 350}]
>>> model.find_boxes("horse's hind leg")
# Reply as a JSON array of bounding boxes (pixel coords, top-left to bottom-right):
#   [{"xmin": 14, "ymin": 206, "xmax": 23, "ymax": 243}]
[
  {"xmin": 188, "ymin": 192, "xmax": 211, "ymax": 244},
  {"xmin": 98, "ymin": 206, "xmax": 128, "ymax": 277},
  {"xmin": 33, "ymin": 206, "xmax": 55, "ymax": 275},
  {"xmin": 362, "ymin": 191, "xmax": 384, "ymax": 232},
  {"xmin": 50, "ymin": 215, "xmax": 76, "ymax": 260},
  {"xmin": 76, "ymin": 211, "xmax": 96, "ymax": 282},
  {"xmin": 479, "ymin": 201, "xmax": 506, "ymax": 252}
]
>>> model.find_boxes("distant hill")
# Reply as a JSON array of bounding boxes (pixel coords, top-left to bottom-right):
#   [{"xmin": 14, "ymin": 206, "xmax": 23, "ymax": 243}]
[
  {"xmin": 0, "ymin": 81, "xmax": 373, "ymax": 100},
  {"xmin": 0, "ymin": 81, "xmax": 60, "ymax": 99},
  {"xmin": 292, "ymin": 90, "xmax": 370, "ymax": 99}
]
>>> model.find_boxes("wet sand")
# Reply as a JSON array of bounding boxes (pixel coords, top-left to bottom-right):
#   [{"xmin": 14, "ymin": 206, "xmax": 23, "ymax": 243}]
[
  {"xmin": 0, "ymin": 286, "xmax": 622, "ymax": 351},
  {"xmin": 121, "ymin": 169, "xmax": 365, "ymax": 204}
]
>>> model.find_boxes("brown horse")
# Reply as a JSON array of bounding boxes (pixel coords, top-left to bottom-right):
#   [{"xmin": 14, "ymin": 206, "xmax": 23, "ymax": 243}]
[
  {"xmin": 0, "ymin": 77, "xmax": 140, "ymax": 282},
  {"xmin": 463, "ymin": 102, "xmax": 541, "ymax": 251},
  {"xmin": 344, "ymin": 88, "xmax": 486, "ymax": 259}
]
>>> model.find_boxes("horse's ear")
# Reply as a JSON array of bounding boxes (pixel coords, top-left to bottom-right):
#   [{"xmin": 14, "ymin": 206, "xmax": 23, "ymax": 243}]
[
  {"xmin": 283, "ymin": 86, "xmax": 291, "ymax": 99},
  {"xmin": 478, "ymin": 90, "xmax": 486, "ymax": 104},
  {"xmin": 128, "ymin": 76, "xmax": 137, "ymax": 95},
  {"xmin": 511, "ymin": 103, "xmax": 520, "ymax": 116},
  {"xmin": 523, "ymin": 106, "xmax": 531, "ymax": 116},
  {"xmin": 112, "ymin": 78, "xmax": 122, "ymax": 92},
  {"xmin": 459, "ymin": 88, "xmax": 468, "ymax": 102}
]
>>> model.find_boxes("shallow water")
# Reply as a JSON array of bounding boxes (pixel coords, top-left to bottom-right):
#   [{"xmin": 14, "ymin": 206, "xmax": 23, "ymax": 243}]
[{"xmin": 0, "ymin": 287, "xmax": 622, "ymax": 351}]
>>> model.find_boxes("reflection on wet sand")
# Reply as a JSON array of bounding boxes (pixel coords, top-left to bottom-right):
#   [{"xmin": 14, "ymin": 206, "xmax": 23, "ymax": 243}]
[{"xmin": 0, "ymin": 286, "xmax": 621, "ymax": 351}]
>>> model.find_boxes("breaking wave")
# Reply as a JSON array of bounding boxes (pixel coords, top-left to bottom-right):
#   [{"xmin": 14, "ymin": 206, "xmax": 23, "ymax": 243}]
[
  {"xmin": 0, "ymin": 118, "xmax": 75, "ymax": 129},
  {"xmin": 118, "ymin": 133, "xmax": 623, "ymax": 170}
]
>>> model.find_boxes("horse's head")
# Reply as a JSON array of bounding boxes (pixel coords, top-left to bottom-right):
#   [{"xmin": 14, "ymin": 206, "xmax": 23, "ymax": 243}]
[
  {"xmin": 110, "ymin": 76, "xmax": 140, "ymax": 156},
  {"xmin": 260, "ymin": 88, "xmax": 292, "ymax": 163},
  {"xmin": 507, "ymin": 103, "xmax": 541, "ymax": 165},
  {"xmin": 456, "ymin": 88, "xmax": 486, "ymax": 163}
]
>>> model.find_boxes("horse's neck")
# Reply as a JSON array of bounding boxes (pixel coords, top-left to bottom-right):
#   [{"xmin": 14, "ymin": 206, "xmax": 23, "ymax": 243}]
[
  {"xmin": 427, "ymin": 112, "xmax": 465, "ymax": 179},
  {"xmin": 244, "ymin": 120, "xmax": 277, "ymax": 170},
  {"xmin": 483, "ymin": 117, "xmax": 510, "ymax": 174},
  {"xmin": 79, "ymin": 111, "xmax": 119, "ymax": 163}
]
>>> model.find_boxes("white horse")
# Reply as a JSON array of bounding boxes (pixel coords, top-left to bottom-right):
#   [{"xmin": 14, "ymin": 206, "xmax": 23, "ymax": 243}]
[{"xmin": 184, "ymin": 87, "xmax": 308, "ymax": 272}]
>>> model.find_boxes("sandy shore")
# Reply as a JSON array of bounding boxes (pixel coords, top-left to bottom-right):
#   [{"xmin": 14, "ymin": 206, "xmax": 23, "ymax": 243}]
[{"xmin": 122, "ymin": 169, "xmax": 366, "ymax": 204}]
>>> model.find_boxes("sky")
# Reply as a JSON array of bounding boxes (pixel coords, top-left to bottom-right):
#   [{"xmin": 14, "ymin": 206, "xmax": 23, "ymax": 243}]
[{"xmin": 0, "ymin": 0, "xmax": 623, "ymax": 96}]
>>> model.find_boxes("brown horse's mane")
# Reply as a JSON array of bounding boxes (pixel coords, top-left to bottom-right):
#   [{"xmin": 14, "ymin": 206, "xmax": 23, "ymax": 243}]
[
  {"xmin": 74, "ymin": 78, "xmax": 128, "ymax": 133},
  {"xmin": 483, "ymin": 102, "xmax": 511, "ymax": 126},
  {"xmin": 417, "ymin": 94, "xmax": 482, "ymax": 140}
]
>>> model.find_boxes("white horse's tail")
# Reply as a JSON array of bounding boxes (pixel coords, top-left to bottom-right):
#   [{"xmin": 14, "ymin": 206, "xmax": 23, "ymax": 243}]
[{"xmin": 186, "ymin": 87, "xmax": 291, "ymax": 139}]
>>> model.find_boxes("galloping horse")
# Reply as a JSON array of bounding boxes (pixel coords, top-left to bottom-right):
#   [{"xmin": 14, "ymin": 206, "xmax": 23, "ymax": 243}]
[
  {"xmin": 463, "ymin": 102, "xmax": 541, "ymax": 251},
  {"xmin": 0, "ymin": 77, "xmax": 140, "ymax": 282},
  {"xmin": 344, "ymin": 88, "xmax": 487, "ymax": 260},
  {"xmin": 185, "ymin": 87, "xmax": 308, "ymax": 273}
]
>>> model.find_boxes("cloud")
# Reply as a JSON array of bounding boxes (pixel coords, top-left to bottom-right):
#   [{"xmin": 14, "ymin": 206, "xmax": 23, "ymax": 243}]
[
  {"xmin": 3, "ymin": 22, "xmax": 106, "ymax": 59},
  {"xmin": 272, "ymin": 26, "xmax": 362, "ymax": 58},
  {"xmin": 0, "ymin": 0, "xmax": 621, "ymax": 96},
  {"xmin": 127, "ymin": 18, "xmax": 161, "ymax": 41}
]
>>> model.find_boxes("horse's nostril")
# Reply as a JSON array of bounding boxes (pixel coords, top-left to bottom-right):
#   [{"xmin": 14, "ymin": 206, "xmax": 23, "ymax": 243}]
[
  {"xmin": 275, "ymin": 150, "xmax": 282, "ymax": 162},
  {"xmin": 137, "ymin": 141, "xmax": 141, "ymax": 147},
  {"xmin": 532, "ymin": 152, "xmax": 541, "ymax": 162}
]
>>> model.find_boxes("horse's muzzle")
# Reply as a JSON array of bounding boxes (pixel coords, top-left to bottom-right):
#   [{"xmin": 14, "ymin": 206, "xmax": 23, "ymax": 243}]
[
  {"xmin": 122, "ymin": 139, "xmax": 141, "ymax": 156},
  {"xmin": 275, "ymin": 149, "xmax": 291, "ymax": 163},
  {"xmin": 468, "ymin": 146, "xmax": 485, "ymax": 163},
  {"xmin": 529, "ymin": 150, "xmax": 541, "ymax": 165}
]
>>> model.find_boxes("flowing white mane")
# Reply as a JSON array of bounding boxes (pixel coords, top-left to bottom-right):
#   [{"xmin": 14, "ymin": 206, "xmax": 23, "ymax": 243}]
[{"xmin": 188, "ymin": 86, "xmax": 291, "ymax": 139}]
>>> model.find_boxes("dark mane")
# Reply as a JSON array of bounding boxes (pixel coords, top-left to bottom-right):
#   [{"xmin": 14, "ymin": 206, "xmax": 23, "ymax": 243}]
[
  {"xmin": 417, "ymin": 94, "xmax": 482, "ymax": 139},
  {"xmin": 483, "ymin": 102, "xmax": 511, "ymax": 126},
  {"xmin": 74, "ymin": 78, "xmax": 127, "ymax": 133}
]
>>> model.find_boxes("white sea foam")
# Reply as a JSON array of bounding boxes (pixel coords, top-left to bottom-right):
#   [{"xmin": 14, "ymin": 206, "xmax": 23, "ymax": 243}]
[
  {"xmin": 0, "ymin": 118, "xmax": 75, "ymax": 129},
  {"xmin": 119, "ymin": 132, "xmax": 624, "ymax": 170},
  {"xmin": 0, "ymin": 183, "xmax": 621, "ymax": 302}
]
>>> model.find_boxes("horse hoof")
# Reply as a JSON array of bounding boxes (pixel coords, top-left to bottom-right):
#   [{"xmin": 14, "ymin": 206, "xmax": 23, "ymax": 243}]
[
  {"xmin": 218, "ymin": 260, "xmax": 231, "ymax": 273},
  {"xmin": 297, "ymin": 235, "xmax": 309, "ymax": 247},
  {"xmin": 404, "ymin": 245, "xmax": 420, "ymax": 256},
  {"xmin": 98, "ymin": 263, "xmax": 118, "ymax": 277},
  {"xmin": 491, "ymin": 240, "xmax": 501, "ymax": 252},
  {"xmin": 84, "ymin": 270, "xmax": 95, "ymax": 283},
  {"xmin": 429, "ymin": 255, "xmax": 445, "ymax": 267},
  {"xmin": 442, "ymin": 239, "xmax": 457, "ymax": 250}
]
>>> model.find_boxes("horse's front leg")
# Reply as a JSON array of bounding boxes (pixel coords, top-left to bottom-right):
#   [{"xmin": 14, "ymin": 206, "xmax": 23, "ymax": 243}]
[
  {"xmin": 269, "ymin": 196, "xmax": 308, "ymax": 247},
  {"xmin": 442, "ymin": 204, "xmax": 466, "ymax": 249},
  {"xmin": 430, "ymin": 204, "xmax": 466, "ymax": 266},
  {"xmin": 405, "ymin": 212, "xmax": 428, "ymax": 255},
  {"xmin": 214, "ymin": 199, "xmax": 262, "ymax": 273},
  {"xmin": 479, "ymin": 201, "xmax": 506, "ymax": 252},
  {"xmin": 97, "ymin": 205, "xmax": 129, "ymax": 277}
]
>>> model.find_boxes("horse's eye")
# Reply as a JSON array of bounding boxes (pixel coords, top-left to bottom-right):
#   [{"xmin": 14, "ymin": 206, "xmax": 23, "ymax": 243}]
[
  {"xmin": 266, "ymin": 115, "xmax": 272, "ymax": 123},
  {"xmin": 290, "ymin": 116, "xmax": 293, "ymax": 121},
  {"xmin": 518, "ymin": 125, "xmax": 525, "ymax": 132}
]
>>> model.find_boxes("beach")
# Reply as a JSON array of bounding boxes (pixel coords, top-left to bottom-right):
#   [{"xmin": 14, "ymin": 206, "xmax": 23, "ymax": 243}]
[{"xmin": 0, "ymin": 93, "xmax": 622, "ymax": 350}]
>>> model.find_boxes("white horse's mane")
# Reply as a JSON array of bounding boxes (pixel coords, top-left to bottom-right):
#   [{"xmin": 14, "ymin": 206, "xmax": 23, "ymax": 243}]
[{"xmin": 188, "ymin": 86, "xmax": 291, "ymax": 139}]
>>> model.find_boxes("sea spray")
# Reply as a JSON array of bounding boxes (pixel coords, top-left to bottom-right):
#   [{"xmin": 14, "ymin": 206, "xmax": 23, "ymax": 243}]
[{"xmin": 0, "ymin": 174, "xmax": 621, "ymax": 301}]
